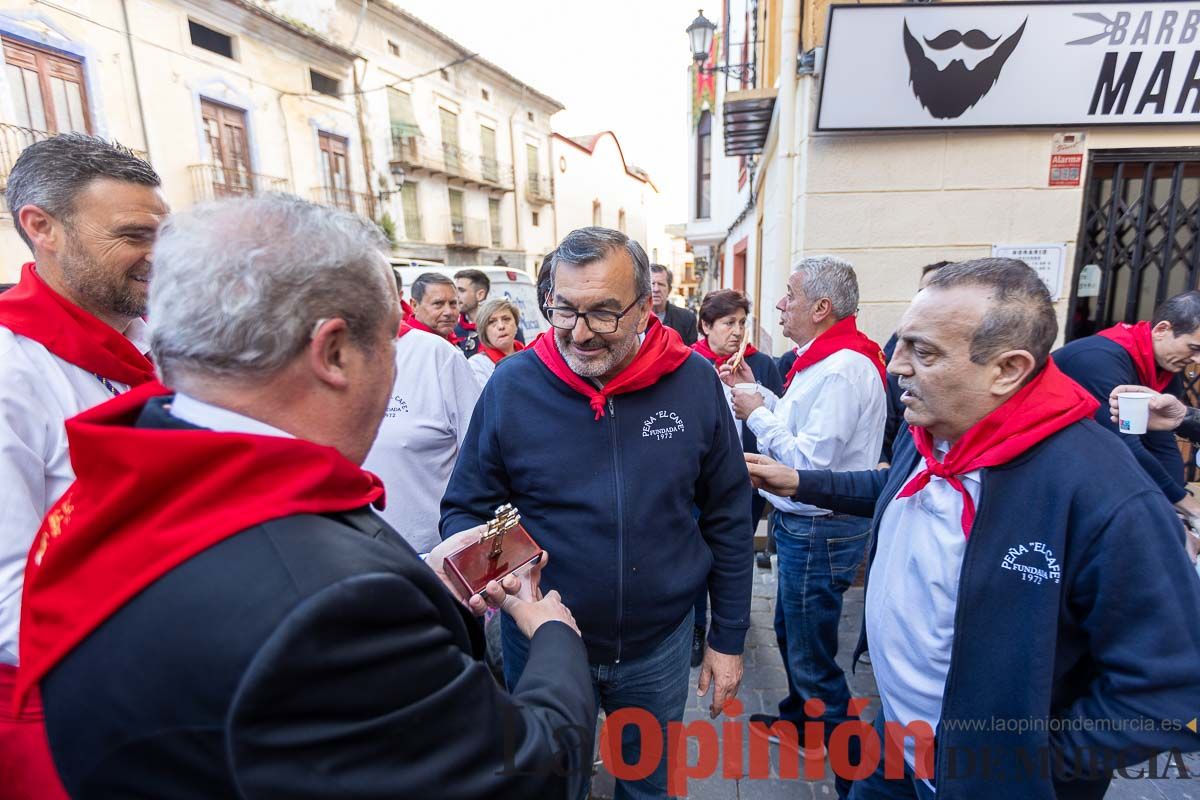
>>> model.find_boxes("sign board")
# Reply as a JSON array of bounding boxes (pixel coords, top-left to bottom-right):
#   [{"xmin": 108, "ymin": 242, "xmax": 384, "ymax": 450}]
[
  {"xmin": 991, "ymin": 243, "xmax": 1067, "ymax": 300},
  {"xmin": 1077, "ymin": 263, "xmax": 1103, "ymax": 297},
  {"xmin": 1049, "ymin": 153, "xmax": 1084, "ymax": 185},
  {"xmin": 817, "ymin": 2, "xmax": 1200, "ymax": 130}
]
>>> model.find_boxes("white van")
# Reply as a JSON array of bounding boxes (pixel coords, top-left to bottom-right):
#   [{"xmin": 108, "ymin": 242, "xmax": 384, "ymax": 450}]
[{"xmin": 389, "ymin": 260, "xmax": 549, "ymax": 341}]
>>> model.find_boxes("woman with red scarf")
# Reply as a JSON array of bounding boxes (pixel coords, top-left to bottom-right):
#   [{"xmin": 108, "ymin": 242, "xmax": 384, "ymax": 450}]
[
  {"xmin": 689, "ymin": 289, "xmax": 783, "ymax": 665},
  {"xmin": 467, "ymin": 297, "xmax": 525, "ymax": 387}
]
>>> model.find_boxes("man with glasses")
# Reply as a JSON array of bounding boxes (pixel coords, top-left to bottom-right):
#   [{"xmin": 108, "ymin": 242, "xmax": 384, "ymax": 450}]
[{"xmin": 442, "ymin": 226, "xmax": 754, "ymax": 799}]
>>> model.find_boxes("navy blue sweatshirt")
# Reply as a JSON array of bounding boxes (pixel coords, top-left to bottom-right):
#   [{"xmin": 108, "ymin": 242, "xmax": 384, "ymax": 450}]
[
  {"xmin": 793, "ymin": 420, "xmax": 1200, "ymax": 800},
  {"xmin": 440, "ymin": 349, "xmax": 754, "ymax": 663},
  {"xmin": 1054, "ymin": 336, "xmax": 1188, "ymax": 503}
]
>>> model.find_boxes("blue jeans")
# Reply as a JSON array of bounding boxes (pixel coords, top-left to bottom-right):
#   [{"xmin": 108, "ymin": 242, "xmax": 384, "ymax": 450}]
[
  {"xmin": 772, "ymin": 509, "xmax": 870, "ymax": 795},
  {"xmin": 847, "ymin": 712, "xmax": 937, "ymax": 800},
  {"xmin": 501, "ymin": 610, "xmax": 694, "ymax": 800}
]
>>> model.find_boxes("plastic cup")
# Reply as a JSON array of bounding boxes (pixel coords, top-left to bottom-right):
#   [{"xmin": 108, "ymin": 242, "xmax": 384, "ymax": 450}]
[
  {"xmin": 1116, "ymin": 392, "xmax": 1151, "ymax": 435},
  {"xmin": 734, "ymin": 382, "xmax": 758, "ymax": 393}
]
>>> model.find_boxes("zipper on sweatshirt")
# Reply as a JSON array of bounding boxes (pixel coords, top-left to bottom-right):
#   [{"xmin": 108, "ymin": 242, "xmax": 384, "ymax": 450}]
[
  {"xmin": 932, "ymin": 471, "xmax": 988, "ymax": 785},
  {"xmin": 608, "ymin": 396, "xmax": 624, "ymax": 664}
]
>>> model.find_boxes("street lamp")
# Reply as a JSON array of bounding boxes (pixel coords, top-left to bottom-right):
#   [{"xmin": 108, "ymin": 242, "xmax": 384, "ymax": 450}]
[
  {"xmin": 686, "ymin": 9, "xmax": 754, "ymax": 82},
  {"xmin": 687, "ymin": 9, "xmax": 717, "ymax": 64}
]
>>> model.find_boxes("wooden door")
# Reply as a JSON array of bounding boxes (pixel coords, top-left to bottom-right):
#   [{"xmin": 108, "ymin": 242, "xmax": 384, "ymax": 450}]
[
  {"xmin": 318, "ymin": 131, "xmax": 351, "ymax": 210},
  {"xmin": 3, "ymin": 37, "xmax": 90, "ymax": 134},
  {"xmin": 200, "ymin": 99, "xmax": 251, "ymax": 197}
]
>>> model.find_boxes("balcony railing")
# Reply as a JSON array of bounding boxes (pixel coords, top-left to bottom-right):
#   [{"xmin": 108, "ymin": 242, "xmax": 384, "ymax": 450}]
[
  {"xmin": 391, "ymin": 132, "xmax": 514, "ymax": 191},
  {"xmin": 189, "ymin": 163, "xmax": 289, "ymax": 202},
  {"xmin": 526, "ymin": 174, "xmax": 554, "ymax": 204},
  {"xmin": 0, "ymin": 124, "xmax": 147, "ymax": 211},
  {"xmin": 443, "ymin": 215, "xmax": 489, "ymax": 248},
  {"xmin": 311, "ymin": 185, "xmax": 373, "ymax": 217}
]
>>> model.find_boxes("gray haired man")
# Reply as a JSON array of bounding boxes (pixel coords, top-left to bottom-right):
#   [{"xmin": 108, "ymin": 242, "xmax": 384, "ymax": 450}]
[
  {"xmin": 721, "ymin": 255, "xmax": 888, "ymax": 797},
  {"xmin": 0, "ymin": 133, "xmax": 164, "ymax": 797},
  {"xmin": 24, "ymin": 195, "xmax": 596, "ymax": 798}
]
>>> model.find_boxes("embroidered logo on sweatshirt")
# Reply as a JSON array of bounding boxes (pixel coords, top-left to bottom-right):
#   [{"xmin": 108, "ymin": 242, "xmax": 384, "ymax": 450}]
[
  {"xmin": 1000, "ymin": 541, "xmax": 1061, "ymax": 585},
  {"xmin": 642, "ymin": 410, "xmax": 686, "ymax": 441},
  {"xmin": 384, "ymin": 395, "xmax": 410, "ymax": 420}
]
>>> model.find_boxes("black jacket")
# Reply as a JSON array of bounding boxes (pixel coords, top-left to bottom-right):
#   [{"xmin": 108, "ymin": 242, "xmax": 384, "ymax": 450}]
[
  {"xmin": 879, "ymin": 332, "xmax": 904, "ymax": 463},
  {"xmin": 660, "ymin": 302, "xmax": 698, "ymax": 346},
  {"xmin": 794, "ymin": 420, "xmax": 1200, "ymax": 799},
  {"xmin": 42, "ymin": 401, "xmax": 596, "ymax": 799}
]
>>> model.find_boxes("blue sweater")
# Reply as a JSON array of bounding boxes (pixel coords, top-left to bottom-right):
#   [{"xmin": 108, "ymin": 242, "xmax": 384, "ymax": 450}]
[
  {"xmin": 440, "ymin": 349, "xmax": 754, "ymax": 662},
  {"xmin": 1054, "ymin": 335, "xmax": 1188, "ymax": 503},
  {"xmin": 793, "ymin": 420, "xmax": 1200, "ymax": 799}
]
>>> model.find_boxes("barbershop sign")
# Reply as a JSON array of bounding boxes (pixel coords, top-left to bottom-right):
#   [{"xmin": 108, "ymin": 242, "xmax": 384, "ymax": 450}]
[{"xmin": 817, "ymin": 2, "xmax": 1200, "ymax": 130}]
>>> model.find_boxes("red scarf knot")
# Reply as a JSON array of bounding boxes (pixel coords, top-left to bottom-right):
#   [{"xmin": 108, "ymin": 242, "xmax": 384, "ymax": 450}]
[
  {"xmin": 531, "ymin": 314, "xmax": 693, "ymax": 421},
  {"xmin": 458, "ymin": 313, "xmax": 477, "ymax": 332},
  {"xmin": 895, "ymin": 358, "xmax": 1098, "ymax": 538},
  {"xmin": 0, "ymin": 262, "xmax": 155, "ymax": 387},
  {"xmin": 1097, "ymin": 321, "xmax": 1172, "ymax": 392},
  {"xmin": 783, "ymin": 315, "xmax": 887, "ymax": 391}
]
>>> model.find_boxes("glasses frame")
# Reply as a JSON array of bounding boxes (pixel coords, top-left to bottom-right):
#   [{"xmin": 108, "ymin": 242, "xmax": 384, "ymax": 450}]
[{"xmin": 542, "ymin": 294, "xmax": 647, "ymax": 334}]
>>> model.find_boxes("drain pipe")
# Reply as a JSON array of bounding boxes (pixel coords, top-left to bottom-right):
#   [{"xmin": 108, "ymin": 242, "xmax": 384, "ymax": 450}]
[{"xmin": 119, "ymin": 0, "xmax": 152, "ymax": 158}]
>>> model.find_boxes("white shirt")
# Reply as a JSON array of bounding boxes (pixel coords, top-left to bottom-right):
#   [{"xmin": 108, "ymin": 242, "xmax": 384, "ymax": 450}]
[
  {"xmin": 168, "ymin": 392, "xmax": 294, "ymax": 439},
  {"xmin": 0, "ymin": 319, "xmax": 151, "ymax": 665},
  {"xmin": 746, "ymin": 344, "xmax": 886, "ymax": 515},
  {"xmin": 467, "ymin": 352, "xmax": 498, "ymax": 388},
  {"xmin": 866, "ymin": 441, "xmax": 982, "ymax": 775},
  {"xmin": 362, "ymin": 329, "xmax": 481, "ymax": 553}
]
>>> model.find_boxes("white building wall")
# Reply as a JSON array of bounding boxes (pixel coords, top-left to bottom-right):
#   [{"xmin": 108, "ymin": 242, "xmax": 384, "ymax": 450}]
[{"xmin": 551, "ymin": 132, "xmax": 653, "ymax": 252}]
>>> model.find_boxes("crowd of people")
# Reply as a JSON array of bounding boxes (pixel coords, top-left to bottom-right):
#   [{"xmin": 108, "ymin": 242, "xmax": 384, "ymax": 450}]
[{"xmin": 0, "ymin": 133, "xmax": 1198, "ymax": 800}]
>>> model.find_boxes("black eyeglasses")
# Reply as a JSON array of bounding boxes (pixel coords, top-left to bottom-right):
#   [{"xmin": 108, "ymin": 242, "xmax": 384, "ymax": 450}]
[{"xmin": 543, "ymin": 295, "xmax": 646, "ymax": 334}]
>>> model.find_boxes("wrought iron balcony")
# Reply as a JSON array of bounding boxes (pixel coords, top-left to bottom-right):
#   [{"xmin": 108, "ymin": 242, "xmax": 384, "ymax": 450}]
[
  {"xmin": 0, "ymin": 124, "xmax": 147, "ymax": 211},
  {"xmin": 310, "ymin": 185, "xmax": 373, "ymax": 217},
  {"xmin": 189, "ymin": 163, "xmax": 289, "ymax": 202},
  {"xmin": 526, "ymin": 174, "xmax": 554, "ymax": 204},
  {"xmin": 391, "ymin": 131, "xmax": 514, "ymax": 192}
]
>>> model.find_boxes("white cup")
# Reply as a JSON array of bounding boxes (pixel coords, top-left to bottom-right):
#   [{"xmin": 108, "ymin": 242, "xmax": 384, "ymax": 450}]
[
  {"xmin": 734, "ymin": 382, "xmax": 758, "ymax": 394},
  {"xmin": 1116, "ymin": 392, "xmax": 1151, "ymax": 435}
]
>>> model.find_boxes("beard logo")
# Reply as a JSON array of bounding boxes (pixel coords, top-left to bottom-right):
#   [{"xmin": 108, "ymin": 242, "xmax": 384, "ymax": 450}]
[{"xmin": 903, "ymin": 18, "xmax": 1026, "ymax": 119}]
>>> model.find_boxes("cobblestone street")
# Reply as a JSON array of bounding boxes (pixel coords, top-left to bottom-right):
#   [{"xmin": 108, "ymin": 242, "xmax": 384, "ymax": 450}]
[{"xmin": 589, "ymin": 556, "xmax": 1200, "ymax": 799}]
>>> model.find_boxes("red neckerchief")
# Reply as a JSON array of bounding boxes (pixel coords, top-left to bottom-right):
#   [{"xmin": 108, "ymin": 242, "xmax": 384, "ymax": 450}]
[
  {"xmin": 403, "ymin": 310, "xmax": 461, "ymax": 345},
  {"xmin": 896, "ymin": 359, "xmax": 1098, "ymax": 537},
  {"xmin": 14, "ymin": 382, "xmax": 385, "ymax": 712},
  {"xmin": 1097, "ymin": 321, "xmax": 1172, "ymax": 392},
  {"xmin": 0, "ymin": 262, "xmax": 155, "ymax": 387},
  {"xmin": 531, "ymin": 314, "xmax": 692, "ymax": 420},
  {"xmin": 397, "ymin": 322, "xmax": 413, "ymax": 339},
  {"xmin": 458, "ymin": 313, "xmax": 477, "ymax": 332},
  {"xmin": 692, "ymin": 337, "xmax": 759, "ymax": 368},
  {"xmin": 481, "ymin": 340, "xmax": 524, "ymax": 364},
  {"xmin": 783, "ymin": 315, "xmax": 886, "ymax": 391}
]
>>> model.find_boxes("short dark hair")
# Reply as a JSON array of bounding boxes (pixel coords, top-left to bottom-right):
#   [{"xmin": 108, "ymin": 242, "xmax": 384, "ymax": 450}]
[
  {"xmin": 650, "ymin": 263, "xmax": 673, "ymax": 290},
  {"xmin": 7, "ymin": 133, "xmax": 160, "ymax": 251},
  {"xmin": 922, "ymin": 260, "xmax": 953, "ymax": 277},
  {"xmin": 699, "ymin": 289, "xmax": 751, "ymax": 329},
  {"xmin": 454, "ymin": 268, "xmax": 490, "ymax": 294},
  {"xmin": 925, "ymin": 258, "xmax": 1058, "ymax": 371},
  {"xmin": 411, "ymin": 271, "xmax": 454, "ymax": 302},
  {"xmin": 537, "ymin": 253, "xmax": 553, "ymax": 321},
  {"xmin": 551, "ymin": 227, "xmax": 650, "ymax": 300},
  {"xmin": 1153, "ymin": 291, "xmax": 1200, "ymax": 336},
  {"xmin": 392, "ymin": 268, "xmax": 403, "ymax": 292}
]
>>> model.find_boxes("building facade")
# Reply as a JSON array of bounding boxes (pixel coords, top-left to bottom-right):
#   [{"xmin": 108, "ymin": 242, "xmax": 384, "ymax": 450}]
[
  {"xmin": 686, "ymin": 0, "xmax": 1200, "ymax": 360},
  {"xmin": 0, "ymin": 0, "xmax": 365, "ymax": 283},
  {"xmin": 305, "ymin": 0, "xmax": 564, "ymax": 272},
  {"xmin": 551, "ymin": 130, "xmax": 658, "ymax": 253}
]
